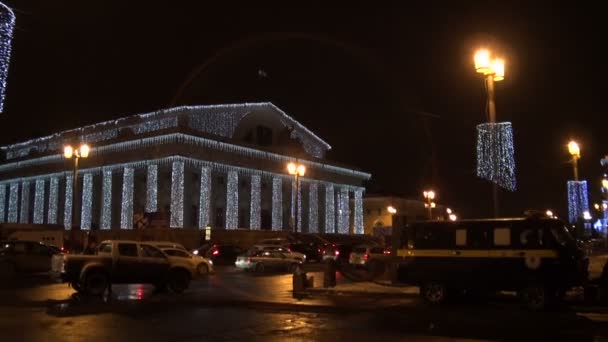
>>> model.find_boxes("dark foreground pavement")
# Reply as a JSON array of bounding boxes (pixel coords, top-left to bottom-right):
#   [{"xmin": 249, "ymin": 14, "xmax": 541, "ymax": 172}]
[{"xmin": 2, "ymin": 266, "xmax": 608, "ymax": 341}]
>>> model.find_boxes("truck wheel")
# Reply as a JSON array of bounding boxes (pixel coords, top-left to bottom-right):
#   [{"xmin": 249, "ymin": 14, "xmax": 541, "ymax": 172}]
[
  {"xmin": 85, "ymin": 271, "xmax": 109, "ymax": 296},
  {"xmin": 421, "ymin": 282, "xmax": 448, "ymax": 304},
  {"xmin": 521, "ymin": 284, "xmax": 547, "ymax": 311},
  {"xmin": 0, "ymin": 262, "xmax": 15, "ymax": 280},
  {"xmin": 167, "ymin": 270, "xmax": 190, "ymax": 294}
]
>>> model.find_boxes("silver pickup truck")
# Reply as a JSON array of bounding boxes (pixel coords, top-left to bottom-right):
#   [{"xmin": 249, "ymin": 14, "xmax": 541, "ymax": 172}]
[{"xmin": 51, "ymin": 240, "xmax": 194, "ymax": 295}]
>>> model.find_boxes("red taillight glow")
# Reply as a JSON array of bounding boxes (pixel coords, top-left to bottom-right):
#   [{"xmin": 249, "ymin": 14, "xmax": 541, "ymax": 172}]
[
  {"xmin": 384, "ymin": 250, "xmax": 391, "ymax": 255},
  {"xmin": 212, "ymin": 250, "xmax": 219, "ymax": 256},
  {"xmin": 247, "ymin": 258, "xmax": 251, "ymax": 263},
  {"xmin": 364, "ymin": 254, "xmax": 369, "ymax": 260},
  {"xmin": 334, "ymin": 250, "xmax": 340, "ymax": 256}
]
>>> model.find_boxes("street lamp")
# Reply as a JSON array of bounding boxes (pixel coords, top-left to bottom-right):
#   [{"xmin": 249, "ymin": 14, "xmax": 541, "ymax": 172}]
[
  {"xmin": 287, "ymin": 162, "xmax": 305, "ymax": 232},
  {"xmin": 449, "ymin": 214, "xmax": 457, "ymax": 221},
  {"xmin": 568, "ymin": 140, "xmax": 581, "ymax": 181},
  {"xmin": 64, "ymin": 144, "xmax": 90, "ymax": 229},
  {"xmin": 423, "ymin": 190, "xmax": 436, "ymax": 220},
  {"xmin": 387, "ymin": 206, "xmax": 397, "ymax": 214},
  {"xmin": 546, "ymin": 210, "xmax": 554, "ymax": 218},
  {"xmin": 474, "ymin": 49, "xmax": 505, "ymax": 218}
]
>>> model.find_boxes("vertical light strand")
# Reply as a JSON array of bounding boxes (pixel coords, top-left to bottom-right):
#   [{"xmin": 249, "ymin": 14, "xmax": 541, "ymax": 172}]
[
  {"xmin": 308, "ymin": 183, "xmax": 318, "ymax": 233},
  {"xmin": 476, "ymin": 122, "xmax": 516, "ymax": 191},
  {"xmin": 325, "ymin": 184, "xmax": 335, "ymax": 233},
  {"xmin": 80, "ymin": 173, "xmax": 93, "ymax": 230},
  {"xmin": 170, "ymin": 161, "xmax": 184, "ymax": 228},
  {"xmin": 338, "ymin": 188, "xmax": 350, "ymax": 234},
  {"xmin": 198, "ymin": 166, "xmax": 211, "ymax": 228},
  {"xmin": 121, "ymin": 167, "xmax": 134, "ymax": 229},
  {"xmin": 297, "ymin": 180, "xmax": 302, "ymax": 232},
  {"xmin": 250, "ymin": 174, "xmax": 261, "ymax": 230},
  {"xmin": 47, "ymin": 177, "xmax": 59, "ymax": 224},
  {"xmin": 101, "ymin": 170, "xmax": 112, "ymax": 229},
  {"xmin": 225, "ymin": 171, "xmax": 238, "ymax": 229},
  {"xmin": 354, "ymin": 189, "xmax": 364, "ymax": 235},
  {"xmin": 290, "ymin": 179, "xmax": 296, "ymax": 229},
  {"xmin": 33, "ymin": 179, "xmax": 45, "ymax": 224},
  {"xmin": 7, "ymin": 182, "xmax": 18, "ymax": 222},
  {"xmin": 272, "ymin": 177, "xmax": 282, "ymax": 231},
  {"xmin": 567, "ymin": 180, "xmax": 589, "ymax": 224},
  {"xmin": 0, "ymin": 183, "xmax": 5, "ymax": 223},
  {"xmin": 19, "ymin": 181, "xmax": 30, "ymax": 223},
  {"xmin": 64, "ymin": 175, "xmax": 73, "ymax": 229},
  {"xmin": 146, "ymin": 164, "xmax": 158, "ymax": 213},
  {"xmin": 0, "ymin": 3, "xmax": 15, "ymax": 113}
]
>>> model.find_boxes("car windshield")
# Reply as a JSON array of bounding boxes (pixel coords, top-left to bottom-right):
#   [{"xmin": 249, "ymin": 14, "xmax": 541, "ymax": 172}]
[{"xmin": 353, "ymin": 247, "xmax": 367, "ymax": 253}]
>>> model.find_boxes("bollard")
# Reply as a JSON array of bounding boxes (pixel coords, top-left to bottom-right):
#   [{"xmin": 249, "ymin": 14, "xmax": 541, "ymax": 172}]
[
  {"xmin": 323, "ymin": 259, "xmax": 337, "ymax": 288},
  {"xmin": 292, "ymin": 264, "xmax": 306, "ymax": 298}
]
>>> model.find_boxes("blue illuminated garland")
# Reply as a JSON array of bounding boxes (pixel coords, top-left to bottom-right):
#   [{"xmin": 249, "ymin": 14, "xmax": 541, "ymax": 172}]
[
  {"xmin": 567, "ymin": 180, "xmax": 589, "ymax": 224},
  {"xmin": 0, "ymin": 3, "xmax": 14, "ymax": 113},
  {"xmin": 476, "ymin": 122, "xmax": 516, "ymax": 191}
]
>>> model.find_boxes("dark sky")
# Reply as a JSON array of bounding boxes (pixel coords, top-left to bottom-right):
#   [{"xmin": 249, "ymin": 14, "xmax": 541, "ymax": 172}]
[{"xmin": 0, "ymin": 1, "xmax": 606, "ymax": 219}]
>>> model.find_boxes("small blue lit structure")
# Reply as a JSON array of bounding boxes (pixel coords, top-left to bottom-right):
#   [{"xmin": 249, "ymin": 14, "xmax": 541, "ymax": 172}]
[
  {"xmin": 476, "ymin": 122, "xmax": 516, "ymax": 191},
  {"xmin": 0, "ymin": 2, "xmax": 14, "ymax": 113},
  {"xmin": 567, "ymin": 180, "xmax": 589, "ymax": 224}
]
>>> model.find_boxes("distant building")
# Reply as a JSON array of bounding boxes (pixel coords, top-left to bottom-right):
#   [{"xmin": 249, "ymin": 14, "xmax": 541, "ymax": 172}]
[
  {"xmin": 0, "ymin": 103, "xmax": 370, "ymax": 233},
  {"xmin": 362, "ymin": 195, "xmax": 446, "ymax": 236}
]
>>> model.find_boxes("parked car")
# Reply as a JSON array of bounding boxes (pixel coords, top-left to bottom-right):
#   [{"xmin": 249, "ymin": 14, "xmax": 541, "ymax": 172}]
[
  {"xmin": 51, "ymin": 240, "xmax": 194, "ymax": 295},
  {"xmin": 149, "ymin": 241, "xmax": 187, "ymax": 251},
  {"xmin": 202, "ymin": 244, "xmax": 244, "ymax": 266},
  {"xmin": 160, "ymin": 248, "xmax": 213, "ymax": 277},
  {"xmin": 252, "ymin": 245, "xmax": 306, "ymax": 262},
  {"xmin": 235, "ymin": 249, "xmax": 302, "ymax": 273},
  {"xmin": 349, "ymin": 245, "xmax": 392, "ymax": 267},
  {"xmin": 0, "ymin": 240, "xmax": 61, "ymax": 279},
  {"xmin": 255, "ymin": 238, "xmax": 291, "ymax": 247}
]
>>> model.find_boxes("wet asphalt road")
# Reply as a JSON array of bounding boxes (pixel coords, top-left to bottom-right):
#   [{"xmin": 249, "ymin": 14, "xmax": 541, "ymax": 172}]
[{"xmin": 2, "ymin": 265, "xmax": 608, "ymax": 341}]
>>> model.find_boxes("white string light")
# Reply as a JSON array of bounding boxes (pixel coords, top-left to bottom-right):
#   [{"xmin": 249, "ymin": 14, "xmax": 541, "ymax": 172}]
[
  {"xmin": 272, "ymin": 177, "xmax": 282, "ymax": 230},
  {"xmin": 354, "ymin": 189, "xmax": 363, "ymax": 234},
  {"xmin": 325, "ymin": 184, "xmax": 335, "ymax": 233},
  {"xmin": 7, "ymin": 182, "xmax": 17, "ymax": 222},
  {"xmin": 250, "ymin": 174, "xmax": 261, "ymax": 230},
  {"xmin": 170, "ymin": 161, "xmax": 184, "ymax": 228},
  {"xmin": 47, "ymin": 177, "xmax": 58, "ymax": 224},
  {"xmin": 63, "ymin": 176, "xmax": 72, "ymax": 229},
  {"xmin": 33, "ymin": 179, "xmax": 45, "ymax": 224},
  {"xmin": 0, "ymin": 3, "xmax": 14, "ymax": 113},
  {"xmin": 0, "ymin": 183, "xmax": 5, "ymax": 223},
  {"xmin": 19, "ymin": 181, "xmax": 29, "ymax": 223},
  {"xmin": 121, "ymin": 168, "xmax": 134, "ymax": 229},
  {"xmin": 476, "ymin": 122, "xmax": 516, "ymax": 191},
  {"xmin": 198, "ymin": 166, "xmax": 211, "ymax": 228},
  {"xmin": 81, "ymin": 173, "xmax": 93, "ymax": 229},
  {"xmin": 145, "ymin": 164, "xmax": 158, "ymax": 213},
  {"xmin": 101, "ymin": 169, "xmax": 112, "ymax": 229},
  {"xmin": 225, "ymin": 171, "xmax": 238, "ymax": 229},
  {"xmin": 308, "ymin": 182, "xmax": 318, "ymax": 233}
]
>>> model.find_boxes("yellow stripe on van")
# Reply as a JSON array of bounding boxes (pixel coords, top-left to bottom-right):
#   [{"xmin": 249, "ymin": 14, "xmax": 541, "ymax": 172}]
[{"xmin": 396, "ymin": 249, "xmax": 558, "ymax": 258}]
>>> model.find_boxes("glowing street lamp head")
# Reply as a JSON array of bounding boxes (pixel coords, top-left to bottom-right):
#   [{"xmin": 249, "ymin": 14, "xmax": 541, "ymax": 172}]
[
  {"xmin": 63, "ymin": 145, "xmax": 73, "ymax": 159},
  {"xmin": 296, "ymin": 164, "xmax": 306, "ymax": 177},
  {"xmin": 79, "ymin": 144, "xmax": 90, "ymax": 158},
  {"xmin": 474, "ymin": 49, "xmax": 491, "ymax": 74},
  {"xmin": 387, "ymin": 206, "xmax": 397, "ymax": 214},
  {"xmin": 568, "ymin": 141, "xmax": 580, "ymax": 157},
  {"xmin": 287, "ymin": 162, "xmax": 297, "ymax": 175},
  {"xmin": 427, "ymin": 191, "xmax": 435, "ymax": 200},
  {"xmin": 546, "ymin": 210, "xmax": 554, "ymax": 217},
  {"xmin": 446, "ymin": 208, "xmax": 452, "ymax": 214},
  {"xmin": 583, "ymin": 211, "xmax": 592, "ymax": 220},
  {"xmin": 449, "ymin": 214, "xmax": 457, "ymax": 221},
  {"xmin": 602, "ymin": 179, "xmax": 608, "ymax": 189},
  {"xmin": 492, "ymin": 58, "xmax": 505, "ymax": 81}
]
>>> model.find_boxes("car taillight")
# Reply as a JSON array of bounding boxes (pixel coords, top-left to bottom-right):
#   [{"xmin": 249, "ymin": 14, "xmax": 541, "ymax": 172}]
[
  {"xmin": 334, "ymin": 250, "xmax": 340, "ymax": 256},
  {"xmin": 287, "ymin": 248, "xmax": 292, "ymax": 252},
  {"xmin": 383, "ymin": 250, "xmax": 391, "ymax": 255},
  {"xmin": 212, "ymin": 250, "xmax": 219, "ymax": 256},
  {"xmin": 364, "ymin": 253, "xmax": 369, "ymax": 260},
  {"xmin": 247, "ymin": 258, "xmax": 251, "ymax": 263}
]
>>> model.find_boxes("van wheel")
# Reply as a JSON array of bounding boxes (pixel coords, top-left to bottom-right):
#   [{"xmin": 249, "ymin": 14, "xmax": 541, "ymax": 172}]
[
  {"xmin": 167, "ymin": 270, "xmax": 190, "ymax": 294},
  {"xmin": 84, "ymin": 271, "xmax": 109, "ymax": 296},
  {"xmin": 521, "ymin": 284, "xmax": 547, "ymax": 311},
  {"xmin": 422, "ymin": 282, "xmax": 448, "ymax": 304}
]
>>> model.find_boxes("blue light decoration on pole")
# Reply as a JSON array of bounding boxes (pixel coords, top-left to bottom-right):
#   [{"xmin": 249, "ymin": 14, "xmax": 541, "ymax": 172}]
[
  {"xmin": 473, "ymin": 49, "xmax": 516, "ymax": 217},
  {"xmin": 0, "ymin": 2, "xmax": 14, "ymax": 113},
  {"xmin": 566, "ymin": 140, "xmax": 589, "ymax": 228}
]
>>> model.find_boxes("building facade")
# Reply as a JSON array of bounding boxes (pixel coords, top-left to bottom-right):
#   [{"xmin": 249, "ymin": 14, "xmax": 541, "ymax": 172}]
[{"xmin": 0, "ymin": 103, "xmax": 370, "ymax": 234}]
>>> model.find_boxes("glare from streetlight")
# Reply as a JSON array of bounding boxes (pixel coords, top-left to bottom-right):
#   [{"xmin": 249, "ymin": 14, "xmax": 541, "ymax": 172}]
[
  {"xmin": 423, "ymin": 190, "xmax": 435, "ymax": 200},
  {"xmin": 546, "ymin": 210, "xmax": 554, "ymax": 217},
  {"xmin": 449, "ymin": 214, "xmax": 457, "ymax": 221},
  {"xmin": 583, "ymin": 211, "xmax": 592, "ymax": 220},
  {"xmin": 430, "ymin": 202, "xmax": 436, "ymax": 208},
  {"xmin": 474, "ymin": 49, "xmax": 491, "ymax": 74},
  {"xmin": 594, "ymin": 204, "xmax": 600, "ymax": 210},
  {"xmin": 492, "ymin": 58, "xmax": 505, "ymax": 81},
  {"xmin": 387, "ymin": 206, "xmax": 397, "ymax": 214},
  {"xmin": 296, "ymin": 164, "xmax": 306, "ymax": 177},
  {"xmin": 603, "ymin": 203, "xmax": 608, "ymax": 210},
  {"xmin": 602, "ymin": 179, "xmax": 608, "ymax": 189},
  {"xmin": 287, "ymin": 162, "xmax": 296, "ymax": 175},
  {"xmin": 446, "ymin": 208, "xmax": 452, "ymax": 214},
  {"xmin": 568, "ymin": 141, "xmax": 580, "ymax": 157},
  {"xmin": 63, "ymin": 146, "xmax": 73, "ymax": 159},
  {"xmin": 80, "ymin": 144, "xmax": 90, "ymax": 158}
]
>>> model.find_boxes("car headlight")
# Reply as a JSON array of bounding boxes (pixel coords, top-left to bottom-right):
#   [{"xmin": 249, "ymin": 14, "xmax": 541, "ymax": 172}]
[
  {"xmin": 193, "ymin": 250, "xmax": 199, "ymax": 255},
  {"xmin": 208, "ymin": 259, "xmax": 213, "ymax": 265}
]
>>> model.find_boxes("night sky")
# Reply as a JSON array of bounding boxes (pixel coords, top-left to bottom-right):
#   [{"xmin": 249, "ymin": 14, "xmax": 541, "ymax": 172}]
[{"xmin": 0, "ymin": 1, "xmax": 606, "ymax": 219}]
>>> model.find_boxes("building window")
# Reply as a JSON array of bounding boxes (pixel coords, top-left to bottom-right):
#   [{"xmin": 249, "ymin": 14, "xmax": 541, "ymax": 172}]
[
  {"xmin": 218, "ymin": 176, "xmax": 224, "ymax": 185},
  {"xmin": 256, "ymin": 126, "xmax": 273, "ymax": 146}
]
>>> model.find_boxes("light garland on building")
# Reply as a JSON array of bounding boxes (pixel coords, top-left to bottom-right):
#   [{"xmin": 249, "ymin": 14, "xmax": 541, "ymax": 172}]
[
  {"xmin": 146, "ymin": 164, "xmax": 158, "ymax": 213},
  {"xmin": 121, "ymin": 168, "xmax": 134, "ymax": 229},
  {"xmin": 81, "ymin": 173, "xmax": 93, "ymax": 229},
  {"xmin": 48, "ymin": 177, "xmax": 58, "ymax": 224},
  {"xmin": 567, "ymin": 180, "xmax": 589, "ymax": 224},
  {"xmin": 170, "ymin": 161, "xmax": 184, "ymax": 228},
  {"xmin": 101, "ymin": 170, "xmax": 112, "ymax": 229},
  {"xmin": 272, "ymin": 177, "xmax": 282, "ymax": 230},
  {"xmin": 250, "ymin": 174, "xmax": 261, "ymax": 230},
  {"xmin": 0, "ymin": 183, "xmax": 5, "ymax": 223},
  {"xmin": 226, "ymin": 171, "xmax": 238, "ymax": 229},
  {"xmin": 297, "ymin": 180, "xmax": 302, "ymax": 232},
  {"xmin": 325, "ymin": 184, "xmax": 335, "ymax": 233},
  {"xmin": 354, "ymin": 189, "xmax": 363, "ymax": 234},
  {"xmin": 198, "ymin": 166, "xmax": 211, "ymax": 228},
  {"xmin": 33, "ymin": 179, "xmax": 45, "ymax": 224},
  {"xmin": 476, "ymin": 122, "xmax": 516, "ymax": 191},
  {"xmin": 0, "ymin": 3, "xmax": 14, "ymax": 113},
  {"xmin": 63, "ymin": 176, "xmax": 72, "ymax": 229},
  {"xmin": 19, "ymin": 181, "xmax": 29, "ymax": 223},
  {"xmin": 290, "ymin": 179, "xmax": 296, "ymax": 230},
  {"xmin": 337, "ymin": 188, "xmax": 350, "ymax": 234},
  {"xmin": 308, "ymin": 182, "xmax": 318, "ymax": 233},
  {"xmin": 7, "ymin": 182, "xmax": 17, "ymax": 222}
]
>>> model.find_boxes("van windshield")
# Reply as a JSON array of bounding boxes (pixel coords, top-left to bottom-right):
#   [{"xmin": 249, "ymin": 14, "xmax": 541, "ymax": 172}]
[{"xmin": 551, "ymin": 223, "xmax": 577, "ymax": 248}]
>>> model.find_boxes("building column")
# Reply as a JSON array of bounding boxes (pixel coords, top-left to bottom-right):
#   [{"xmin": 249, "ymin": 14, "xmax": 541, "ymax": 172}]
[
  {"xmin": 19, "ymin": 180, "xmax": 30, "ymax": 224},
  {"xmin": 80, "ymin": 173, "xmax": 93, "ymax": 230},
  {"xmin": 0, "ymin": 183, "xmax": 6, "ymax": 223},
  {"xmin": 48, "ymin": 177, "xmax": 59, "ymax": 224},
  {"xmin": 100, "ymin": 170, "xmax": 112, "ymax": 229},
  {"xmin": 308, "ymin": 182, "xmax": 318, "ymax": 233},
  {"xmin": 121, "ymin": 167, "xmax": 134, "ymax": 229},
  {"xmin": 170, "ymin": 161, "xmax": 184, "ymax": 228},
  {"xmin": 354, "ymin": 188, "xmax": 364, "ymax": 235},
  {"xmin": 272, "ymin": 177, "xmax": 282, "ymax": 231},
  {"xmin": 337, "ymin": 187, "xmax": 350, "ymax": 234},
  {"xmin": 8, "ymin": 182, "xmax": 19, "ymax": 223},
  {"xmin": 63, "ymin": 175, "xmax": 73, "ymax": 229},
  {"xmin": 324, "ymin": 184, "xmax": 335, "ymax": 233},
  {"xmin": 146, "ymin": 164, "xmax": 158, "ymax": 213},
  {"xmin": 225, "ymin": 171, "xmax": 238, "ymax": 229},
  {"xmin": 250, "ymin": 174, "xmax": 261, "ymax": 230},
  {"xmin": 198, "ymin": 166, "xmax": 211, "ymax": 228},
  {"xmin": 33, "ymin": 179, "xmax": 45, "ymax": 224}
]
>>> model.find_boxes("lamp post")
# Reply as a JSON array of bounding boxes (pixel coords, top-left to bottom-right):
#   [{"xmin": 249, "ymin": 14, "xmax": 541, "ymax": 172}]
[
  {"xmin": 568, "ymin": 141, "xmax": 580, "ymax": 181},
  {"xmin": 474, "ymin": 49, "xmax": 505, "ymax": 218},
  {"xmin": 423, "ymin": 190, "xmax": 436, "ymax": 220},
  {"xmin": 64, "ymin": 144, "xmax": 90, "ymax": 229},
  {"xmin": 387, "ymin": 205, "xmax": 397, "ymax": 230},
  {"xmin": 287, "ymin": 162, "xmax": 305, "ymax": 232}
]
